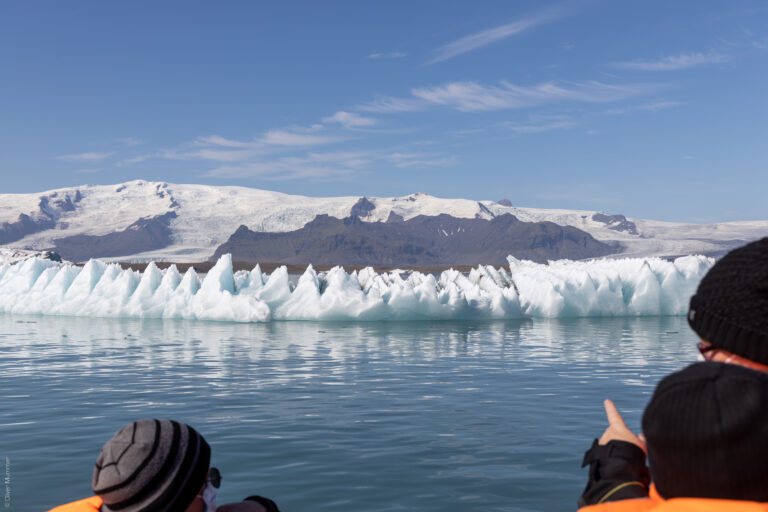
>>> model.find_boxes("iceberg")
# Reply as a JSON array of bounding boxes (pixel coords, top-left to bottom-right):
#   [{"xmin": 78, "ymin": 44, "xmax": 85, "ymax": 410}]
[{"xmin": 0, "ymin": 254, "xmax": 713, "ymax": 322}]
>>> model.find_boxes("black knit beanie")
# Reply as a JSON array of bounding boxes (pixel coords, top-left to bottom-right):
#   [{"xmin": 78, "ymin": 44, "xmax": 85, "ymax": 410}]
[
  {"xmin": 642, "ymin": 362, "xmax": 768, "ymax": 501},
  {"xmin": 688, "ymin": 237, "xmax": 768, "ymax": 365},
  {"xmin": 93, "ymin": 419, "xmax": 210, "ymax": 512}
]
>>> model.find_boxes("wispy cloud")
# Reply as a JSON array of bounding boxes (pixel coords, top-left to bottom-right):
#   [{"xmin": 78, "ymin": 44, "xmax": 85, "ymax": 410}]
[
  {"xmin": 322, "ymin": 111, "xmax": 377, "ymax": 128},
  {"xmin": 204, "ymin": 151, "xmax": 365, "ymax": 180},
  {"xmin": 304, "ymin": 151, "xmax": 372, "ymax": 168},
  {"xmin": 752, "ymin": 37, "xmax": 768, "ymax": 50},
  {"xmin": 357, "ymin": 95, "xmax": 430, "ymax": 113},
  {"xmin": 119, "ymin": 125, "xmax": 345, "ymax": 168},
  {"xmin": 636, "ymin": 101, "xmax": 682, "ymax": 111},
  {"xmin": 368, "ymin": 52, "xmax": 407, "ymax": 59},
  {"xmin": 120, "ymin": 137, "xmax": 142, "ymax": 146},
  {"xmin": 429, "ymin": 8, "xmax": 566, "ymax": 64},
  {"xmin": 452, "ymin": 128, "xmax": 484, "ymax": 137},
  {"xmin": 120, "ymin": 154, "xmax": 153, "ymax": 165},
  {"xmin": 603, "ymin": 100, "xmax": 682, "ymax": 115},
  {"xmin": 198, "ymin": 126, "xmax": 336, "ymax": 148},
  {"xmin": 125, "ymin": 147, "xmax": 263, "ymax": 164},
  {"xmin": 413, "ymin": 80, "xmax": 658, "ymax": 112},
  {"xmin": 206, "ymin": 162, "xmax": 355, "ymax": 180},
  {"xmin": 56, "ymin": 152, "xmax": 115, "ymax": 162},
  {"xmin": 105, "ymin": 103, "xmax": 456, "ymax": 180},
  {"xmin": 260, "ymin": 130, "xmax": 342, "ymax": 146},
  {"xmin": 387, "ymin": 152, "xmax": 458, "ymax": 168},
  {"xmin": 613, "ymin": 52, "xmax": 729, "ymax": 71},
  {"xmin": 717, "ymin": 29, "xmax": 768, "ymax": 51},
  {"xmin": 166, "ymin": 148, "xmax": 262, "ymax": 162},
  {"xmin": 195, "ymin": 135, "xmax": 261, "ymax": 148},
  {"xmin": 201, "ymin": 143, "xmax": 459, "ymax": 180},
  {"xmin": 359, "ymin": 80, "xmax": 658, "ymax": 113},
  {"xmin": 502, "ymin": 115, "xmax": 577, "ymax": 134}
]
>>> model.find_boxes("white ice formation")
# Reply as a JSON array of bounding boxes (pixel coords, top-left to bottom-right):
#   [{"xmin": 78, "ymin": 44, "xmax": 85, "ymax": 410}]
[
  {"xmin": 0, "ymin": 254, "xmax": 713, "ymax": 322},
  {"xmin": 0, "ymin": 248, "xmax": 63, "ymax": 265}
]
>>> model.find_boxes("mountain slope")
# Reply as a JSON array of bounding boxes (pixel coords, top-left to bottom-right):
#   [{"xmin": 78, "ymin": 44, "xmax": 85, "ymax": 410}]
[{"xmin": 1, "ymin": 180, "xmax": 766, "ymax": 262}]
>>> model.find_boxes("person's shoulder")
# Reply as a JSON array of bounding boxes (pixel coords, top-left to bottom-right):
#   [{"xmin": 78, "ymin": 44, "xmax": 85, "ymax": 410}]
[{"xmin": 48, "ymin": 496, "xmax": 103, "ymax": 512}]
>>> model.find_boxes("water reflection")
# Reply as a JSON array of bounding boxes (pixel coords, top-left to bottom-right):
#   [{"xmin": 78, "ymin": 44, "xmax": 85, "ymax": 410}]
[
  {"xmin": 0, "ymin": 314, "xmax": 691, "ymax": 371},
  {"xmin": 0, "ymin": 313, "xmax": 698, "ymax": 512}
]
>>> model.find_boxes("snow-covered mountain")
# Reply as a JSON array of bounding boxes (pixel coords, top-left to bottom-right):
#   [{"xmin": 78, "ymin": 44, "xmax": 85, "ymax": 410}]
[{"xmin": 1, "ymin": 180, "xmax": 766, "ymax": 262}]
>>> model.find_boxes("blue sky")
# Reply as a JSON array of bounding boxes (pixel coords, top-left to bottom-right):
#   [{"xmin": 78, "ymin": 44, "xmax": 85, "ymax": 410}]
[{"xmin": 1, "ymin": 1, "xmax": 767, "ymax": 222}]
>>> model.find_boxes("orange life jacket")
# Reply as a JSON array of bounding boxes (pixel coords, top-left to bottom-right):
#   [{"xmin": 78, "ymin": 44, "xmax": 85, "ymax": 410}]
[
  {"xmin": 48, "ymin": 496, "xmax": 103, "ymax": 512},
  {"xmin": 580, "ymin": 485, "xmax": 768, "ymax": 512}
]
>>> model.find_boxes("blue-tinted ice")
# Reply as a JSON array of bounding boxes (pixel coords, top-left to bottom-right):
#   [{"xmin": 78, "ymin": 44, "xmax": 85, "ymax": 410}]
[{"xmin": 0, "ymin": 254, "xmax": 713, "ymax": 321}]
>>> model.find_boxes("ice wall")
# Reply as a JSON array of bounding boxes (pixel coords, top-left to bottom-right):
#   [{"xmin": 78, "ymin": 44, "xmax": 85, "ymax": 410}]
[{"xmin": 0, "ymin": 254, "xmax": 713, "ymax": 322}]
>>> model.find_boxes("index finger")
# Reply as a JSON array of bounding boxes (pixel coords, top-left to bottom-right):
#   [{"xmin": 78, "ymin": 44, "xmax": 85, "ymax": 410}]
[{"xmin": 604, "ymin": 399, "xmax": 627, "ymax": 428}]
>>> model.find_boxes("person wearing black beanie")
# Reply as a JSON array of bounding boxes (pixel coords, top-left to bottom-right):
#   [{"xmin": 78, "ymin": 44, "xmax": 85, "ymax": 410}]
[
  {"xmin": 688, "ymin": 237, "xmax": 768, "ymax": 372},
  {"xmin": 579, "ymin": 363, "xmax": 768, "ymax": 511},
  {"xmin": 578, "ymin": 237, "xmax": 768, "ymax": 509},
  {"xmin": 48, "ymin": 419, "xmax": 281, "ymax": 512}
]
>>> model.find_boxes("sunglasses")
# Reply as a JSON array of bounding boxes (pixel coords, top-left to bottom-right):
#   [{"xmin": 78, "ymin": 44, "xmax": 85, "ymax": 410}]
[
  {"xmin": 208, "ymin": 467, "xmax": 222, "ymax": 489},
  {"xmin": 697, "ymin": 341, "xmax": 716, "ymax": 358}
]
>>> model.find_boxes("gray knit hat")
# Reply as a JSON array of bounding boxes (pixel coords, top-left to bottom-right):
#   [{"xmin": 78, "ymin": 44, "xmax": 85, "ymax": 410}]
[{"xmin": 93, "ymin": 419, "xmax": 211, "ymax": 512}]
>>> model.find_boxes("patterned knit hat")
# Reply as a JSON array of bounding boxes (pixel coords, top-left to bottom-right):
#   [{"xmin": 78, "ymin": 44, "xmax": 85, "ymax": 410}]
[
  {"xmin": 93, "ymin": 419, "xmax": 210, "ymax": 512},
  {"xmin": 643, "ymin": 362, "xmax": 768, "ymax": 500},
  {"xmin": 688, "ymin": 237, "xmax": 768, "ymax": 365}
]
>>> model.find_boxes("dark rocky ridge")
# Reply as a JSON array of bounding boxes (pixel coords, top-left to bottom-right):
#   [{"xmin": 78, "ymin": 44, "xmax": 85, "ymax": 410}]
[
  {"xmin": 349, "ymin": 197, "xmax": 376, "ymax": 217},
  {"xmin": 592, "ymin": 213, "xmax": 638, "ymax": 235},
  {"xmin": 53, "ymin": 212, "xmax": 177, "ymax": 262},
  {"xmin": 212, "ymin": 213, "xmax": 618, "ymax": 266},
  {"xmin": 477, "ymin": 202, "xmax": 496, "ymax": 218},
  {"xmin": 0, "ymin": 214, "xmax": 56, "ymax": 245}
]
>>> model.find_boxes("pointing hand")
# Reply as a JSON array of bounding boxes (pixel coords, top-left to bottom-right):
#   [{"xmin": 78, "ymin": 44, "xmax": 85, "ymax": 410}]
[{"xmin": 598, "ymin": 399, "xmax": 646, "ymax": 452}]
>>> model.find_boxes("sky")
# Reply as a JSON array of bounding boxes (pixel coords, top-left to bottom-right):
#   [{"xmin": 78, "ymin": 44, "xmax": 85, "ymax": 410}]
[{"xmin": 1, "ymin": 1, "xmax": 767, "ymax": 223}]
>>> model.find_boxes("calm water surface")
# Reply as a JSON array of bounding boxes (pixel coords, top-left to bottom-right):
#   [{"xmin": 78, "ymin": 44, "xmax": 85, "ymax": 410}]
[{"xmin": 0, "ymin": 314, "xmax": 699, "ymax": 511}]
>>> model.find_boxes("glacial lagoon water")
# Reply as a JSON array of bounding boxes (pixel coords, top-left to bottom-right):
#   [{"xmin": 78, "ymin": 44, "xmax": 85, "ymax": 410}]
[{"xmin": 0, "ymin": 314, "xmax": 699, "ymax": 511}]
